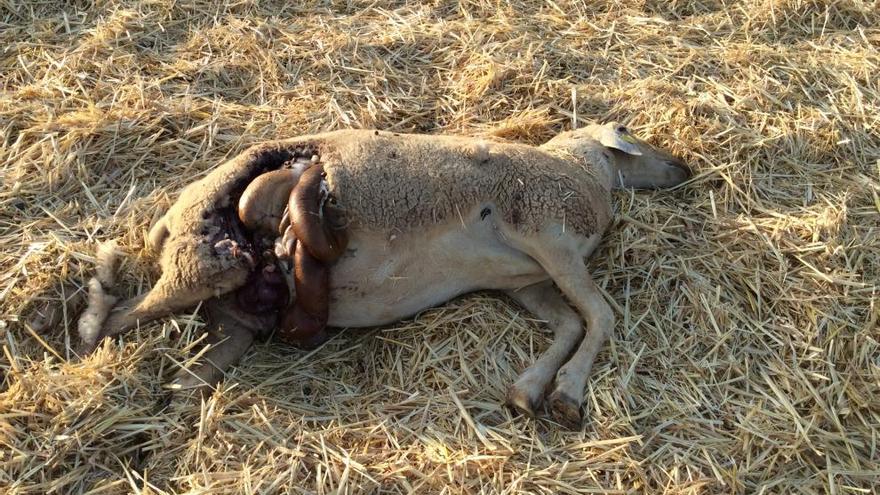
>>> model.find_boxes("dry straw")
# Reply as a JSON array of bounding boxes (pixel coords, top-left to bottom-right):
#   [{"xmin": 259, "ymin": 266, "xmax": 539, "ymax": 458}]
[{"xmin": 1, "ymin": 0, "xmax": 878, "ymax": 493}]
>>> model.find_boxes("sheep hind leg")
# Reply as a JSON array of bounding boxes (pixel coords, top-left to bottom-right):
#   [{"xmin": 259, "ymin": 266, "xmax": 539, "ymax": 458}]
[
  {"xmin": 79, "ymin": 272, "xmax": 232, "ymax": 354},
  {"xmin": 171, "ymin": 296, "xmax": 260, "ymax": 393},
  {"xmin": 504, "ymin": 281, "xmax": 585, "ymax": 417},
  {"xmin": 106, "ymin": 284, "xmax": 212, "ymax": 336}
]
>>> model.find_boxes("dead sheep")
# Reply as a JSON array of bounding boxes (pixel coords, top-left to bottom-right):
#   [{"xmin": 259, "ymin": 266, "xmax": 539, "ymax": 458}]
[{"xmin": 78, "ymin": 122, "xmax": 690, "ymax": 427}]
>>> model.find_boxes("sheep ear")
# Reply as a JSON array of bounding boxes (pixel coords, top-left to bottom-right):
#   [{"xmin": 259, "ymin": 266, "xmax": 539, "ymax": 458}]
[{"xmin": 598, "ymin": 126, "xmax": 643, "ymax": 156}]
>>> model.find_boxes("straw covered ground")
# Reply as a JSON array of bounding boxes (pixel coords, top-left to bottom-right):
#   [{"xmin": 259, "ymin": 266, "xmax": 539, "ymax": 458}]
[{"xmin": 1, "ymin": 0, "xmax": 878, "ymax": 493}]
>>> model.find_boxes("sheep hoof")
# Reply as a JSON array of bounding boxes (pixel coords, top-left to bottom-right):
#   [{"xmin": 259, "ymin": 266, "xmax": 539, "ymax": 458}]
[
  {"xmin": 505, "ymin": 385, "xmax": 541, "ymax": 418},
  {"xmin": 548, "ymin": 390, "xmax": 582, "ymax": 428}
]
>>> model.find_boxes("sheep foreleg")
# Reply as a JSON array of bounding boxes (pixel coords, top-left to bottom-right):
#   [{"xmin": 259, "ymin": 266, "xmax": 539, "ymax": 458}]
[
  {"xmin": 504, "ymin": 281, "xmax": 586, "ymax": 418},
  {"xmin": 539, "ymin": 257, "xmax": 614, "ymax": 427}
]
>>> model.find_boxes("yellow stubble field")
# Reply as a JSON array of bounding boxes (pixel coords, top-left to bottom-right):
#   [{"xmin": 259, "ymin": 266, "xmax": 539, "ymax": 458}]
[{"xmin": 1, "ymin": 1, "xmax": 878, "ymax": 493}]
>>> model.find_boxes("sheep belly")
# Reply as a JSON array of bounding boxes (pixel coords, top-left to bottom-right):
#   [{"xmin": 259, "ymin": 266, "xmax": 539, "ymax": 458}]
[{"xmin": 325, "ymin": 214, "xmax": 546, "ymax": 327}]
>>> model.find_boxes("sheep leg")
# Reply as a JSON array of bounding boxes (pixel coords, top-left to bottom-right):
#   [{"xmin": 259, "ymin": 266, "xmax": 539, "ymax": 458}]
[
  {"xmin": 504, "ymin": 281, "xmax": 585, "ymax": 417},
  {"xmin": 171, "ymin": 296, "xmax": 257, "ymax": 392},
  {"xmin": 541, "ymin": 261, "xmax": 613, "ymax": 427},
  {"xmin": 544, "ymin": 274, "xmax": 613, "ymax": 427},
  {"xmin": 105, "ymin": 284, "xmax": 214, "ymax": 339},
  {"xmin": 82, "ymin": 269, "xmax": 246, "ymax": 352},
  {"xmin": 501, "ymin": 231, "xmax": 614, "ymax": 427},
  {"xmin": 77, "ymin": 233, "xmax": 252, "ymax": 353}
]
